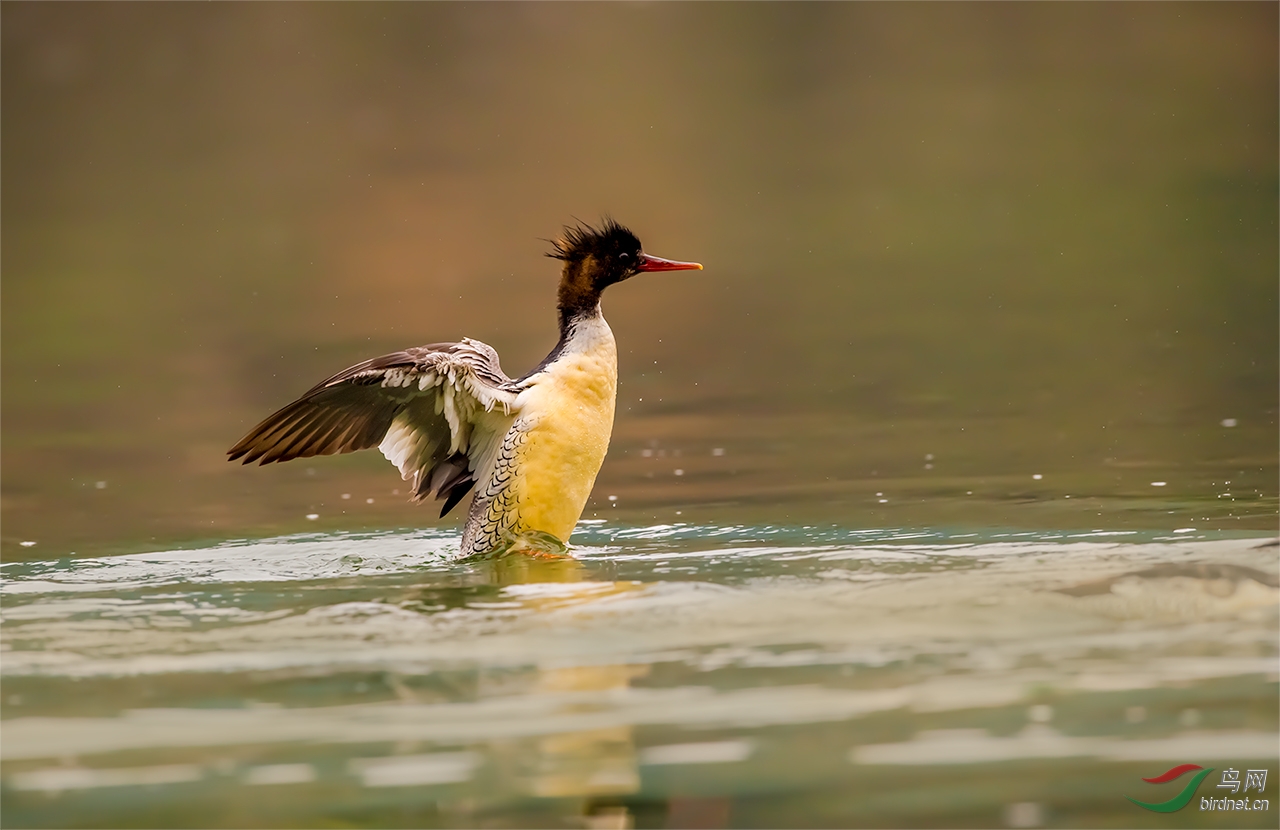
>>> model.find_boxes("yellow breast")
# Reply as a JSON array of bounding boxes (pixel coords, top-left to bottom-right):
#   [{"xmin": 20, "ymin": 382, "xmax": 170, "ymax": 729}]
[{"xmin": 509, "ymin": 318, "xmax": 618, "ymax": 542}]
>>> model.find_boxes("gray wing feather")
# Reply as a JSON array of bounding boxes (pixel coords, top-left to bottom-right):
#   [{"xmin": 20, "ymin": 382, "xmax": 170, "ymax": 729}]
[{"xmin": 228, "ymin": 339, "xmax": 520, "ymax": 512}]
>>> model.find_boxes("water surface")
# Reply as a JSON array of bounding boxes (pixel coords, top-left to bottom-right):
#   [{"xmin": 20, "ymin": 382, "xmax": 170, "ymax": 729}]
[{"xmin": 3, "ymin": 526, "xmax": 1276, "ymax": 827}]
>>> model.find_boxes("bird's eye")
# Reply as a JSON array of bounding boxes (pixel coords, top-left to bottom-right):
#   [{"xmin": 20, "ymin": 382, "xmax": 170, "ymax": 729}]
[{"xmin": 619, "ymin": 252, "xmax": 630, "ymax": 259}]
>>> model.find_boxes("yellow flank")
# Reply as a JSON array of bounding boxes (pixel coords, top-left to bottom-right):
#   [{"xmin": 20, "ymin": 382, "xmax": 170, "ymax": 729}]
[{"xmin": 510, "ymin": 332, "xmax": 618, "ymax": 542}]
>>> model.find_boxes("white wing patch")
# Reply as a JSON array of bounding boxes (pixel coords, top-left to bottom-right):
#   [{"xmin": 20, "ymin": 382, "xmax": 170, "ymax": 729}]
[
  {"xmin": 373, "ymin": 341, "xmax": 520, "ymax": 499},
  {"xmin": 378, "ymin": 411, "xmax": 441, "ymax": 495}
]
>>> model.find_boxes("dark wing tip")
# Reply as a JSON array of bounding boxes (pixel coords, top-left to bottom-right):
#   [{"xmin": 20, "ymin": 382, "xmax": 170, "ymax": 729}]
[
  {"xmin": 227, "ymin": 389, "xmax": 403, "ymax": 468},
  {"xmin": 227, "ymin": 440, "xmax": 264, "ymax": 464},
  {"xmin": 438, "ymin": 479, "xmax": 476, "ymax": 517}
]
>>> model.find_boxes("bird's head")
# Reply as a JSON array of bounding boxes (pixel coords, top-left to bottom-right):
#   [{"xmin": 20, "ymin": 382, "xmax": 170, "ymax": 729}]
[{"xmin": 549, "ymin": 219, "xmax": 702, "ymax": 322}]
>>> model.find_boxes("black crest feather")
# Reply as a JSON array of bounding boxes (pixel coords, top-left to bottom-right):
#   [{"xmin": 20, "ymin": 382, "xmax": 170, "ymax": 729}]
[{"xmin": 546, "ymin": 218, "xmax": 638, "ymax": 262}]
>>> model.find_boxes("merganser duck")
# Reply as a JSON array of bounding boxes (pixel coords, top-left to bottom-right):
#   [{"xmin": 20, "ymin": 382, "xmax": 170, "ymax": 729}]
[{"xmin": 228, "ymin": 220, "xmax": 702, "ymax": 556}]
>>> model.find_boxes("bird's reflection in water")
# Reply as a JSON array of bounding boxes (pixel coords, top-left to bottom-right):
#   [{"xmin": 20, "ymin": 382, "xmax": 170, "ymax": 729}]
[
  {"xmin": 503, "ymin": 663, "xmax": 649, "ymax": 807},
  {"xmin": 481, "ymin": 543, "xmax": 647, "ymax": 824},
  {"xmin": 401, "ymin": 541, "xmax": 659, "ymax": 828},
  {"xmin": 398, "ymin": 532, "xmax": 608, "ymax": 612},
  {"xmin": 466, "ymin": 530, "xmax": 583, "ymax": 585}
]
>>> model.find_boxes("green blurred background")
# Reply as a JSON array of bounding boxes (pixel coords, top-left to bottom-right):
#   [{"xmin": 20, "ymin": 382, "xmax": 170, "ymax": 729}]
[{"xmin": 3, "ymin": 2, "xmax": 1276, "ymax": 559}]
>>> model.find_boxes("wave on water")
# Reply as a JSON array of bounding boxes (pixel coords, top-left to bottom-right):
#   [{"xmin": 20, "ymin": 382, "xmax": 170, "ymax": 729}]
[
  {"xmin": 1, "ymin": 523, "xmax": 1265, "ymax": 595},
  {"xmin": 1, "ymin": 525, "xmax": 1274, "ymax": 680}
]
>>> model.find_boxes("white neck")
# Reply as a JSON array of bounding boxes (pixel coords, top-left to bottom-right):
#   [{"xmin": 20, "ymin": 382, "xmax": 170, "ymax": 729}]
[{"xmin": 560, "ymin": 307, "xmax": 614, "ymax": 356}]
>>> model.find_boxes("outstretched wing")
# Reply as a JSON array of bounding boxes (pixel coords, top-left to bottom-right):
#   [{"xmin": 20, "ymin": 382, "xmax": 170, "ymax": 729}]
[{"xmin": 228, "ymin": 339, "xmax": 520, "ymax": 515}]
